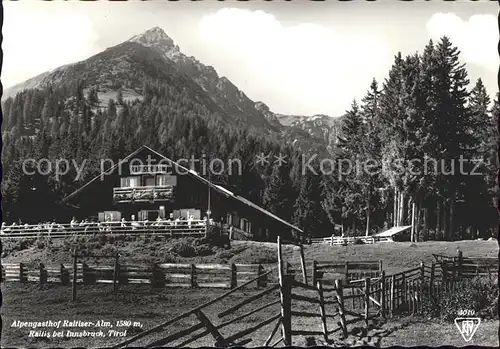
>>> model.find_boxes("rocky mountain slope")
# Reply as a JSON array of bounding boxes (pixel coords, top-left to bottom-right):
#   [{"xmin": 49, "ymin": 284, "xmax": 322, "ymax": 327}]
[
  {"xmin": 4, "ymin": 27, "xmax": 340, "ymax": 155},
  {"xmin": 277, "ymin": 114, "xmax": 344, "ymax": 153}
]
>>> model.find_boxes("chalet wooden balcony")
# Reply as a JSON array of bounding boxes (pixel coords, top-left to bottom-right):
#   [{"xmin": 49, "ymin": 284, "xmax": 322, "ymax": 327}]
[
  {"xmin": 113, "ymin": 185, "xmax": 174, "ymax": 203},
  {"xmin": 130, "ymin": 164, "xmax": 170, "ymax": 174}
]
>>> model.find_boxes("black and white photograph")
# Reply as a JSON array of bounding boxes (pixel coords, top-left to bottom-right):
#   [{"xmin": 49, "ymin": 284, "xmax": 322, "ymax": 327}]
[{"xmin": 0, "ymin": 0, "xmax": 498, "ymax": 347}]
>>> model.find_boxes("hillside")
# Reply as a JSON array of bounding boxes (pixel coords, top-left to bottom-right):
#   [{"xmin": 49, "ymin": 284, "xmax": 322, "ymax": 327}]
[
  {"xmin": 3, "ymin": 27, "xmax": 332, "ymax": 156},
  {"xmin": 277, "ymin": 114, "xmax": 344, "ymax": 154}
]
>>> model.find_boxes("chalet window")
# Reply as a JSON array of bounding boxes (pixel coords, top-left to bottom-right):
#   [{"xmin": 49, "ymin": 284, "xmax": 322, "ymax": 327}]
[
  {"xmin": 157, "ymin": 174, "xmax": 168, "ymax": 186},
  {"xmin": 121, "ymin": 176, "xmax": 140, "ymax": 188}
]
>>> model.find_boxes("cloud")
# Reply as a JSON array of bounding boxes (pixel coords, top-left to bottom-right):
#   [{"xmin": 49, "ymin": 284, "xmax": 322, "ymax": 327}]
[
  {"xmin": 426, "ymin": 13, "xmax": 498, "ymax": 71},
  {"xmin": 2, "ymin": 2, "xmax": 101, "ymax": 88},
  {"xmin": 198, "ymin": 8, "xmax": 391, "ymax": 116}
]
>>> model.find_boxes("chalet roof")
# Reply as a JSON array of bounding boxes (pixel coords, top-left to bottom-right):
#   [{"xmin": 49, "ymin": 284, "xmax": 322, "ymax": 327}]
[
  {"xmin": 63, "ymin": 145, "xmax": 303, "ymax": 233},
  {"xmin": 372, "ymin": 226, "xmax": 412, "ymax": 238}
]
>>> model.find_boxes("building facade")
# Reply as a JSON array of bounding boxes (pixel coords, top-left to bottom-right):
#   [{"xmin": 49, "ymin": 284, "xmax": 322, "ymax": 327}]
[{"xmin": 63, "ymin": 146, "xmax": 302, "ymax": 241}]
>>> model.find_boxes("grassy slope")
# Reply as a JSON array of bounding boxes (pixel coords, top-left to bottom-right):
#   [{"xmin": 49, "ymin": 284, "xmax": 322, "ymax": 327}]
[{"xmin": 1, "ymin": 238, "xmax": 497, "ymax": 347}]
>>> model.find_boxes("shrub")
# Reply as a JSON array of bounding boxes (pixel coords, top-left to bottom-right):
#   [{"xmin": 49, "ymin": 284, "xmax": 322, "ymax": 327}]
[
  {"xmin": 421, "ymin": 277, "xmax": 498, "ymax": 321},
  {"xmin": 2, "ymin": 238, "xmax": 36, "ymax": 256},
  {"xmin": 170, "ymin": 240, "xmax": 197, "ymax": 258},
  {"xmin": 194, "ymin": 245, "xmax": 216, "ymax": 257},
  {"xmin": 101, "ymin": 244, "xmax": 117, "ymax": 256},
  {"xmin": 36, "ymin": 236, "xmax": 52, "ymax": 249}
]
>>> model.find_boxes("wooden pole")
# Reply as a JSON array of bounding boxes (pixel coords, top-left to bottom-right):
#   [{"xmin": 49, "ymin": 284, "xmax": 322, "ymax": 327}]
[
  {"xmin": 411, "ymin": 200, "xmax": 416, "ymax": 242},
  {"xmin": 418, "ymin": 262, "xmax": 424, "ymax": 282},
  {"xmin": 282, "ymin": 276, "xmax": 292, "ymax": 346},
  {"xmin": 457, "ymin": 250, "xmax": 463, "ymax": 279},
  {"xmin": 113, "ymin": 253, "xmax": 119, "ymax": 294},
  {"xmin": 394, "ymin": 188, "xmax": 398, "ymax": 227},
  {"xmin": 195, "ymin": 309, "xmax": 228, "ymax": 347},
  {"xmin": 364, "ymin": 277, "xmax": 370, "ymax": 327},
  {"xmin": 430, "ymin": 263, "xmax": 435, "ymax": 296},
  {"xmin": 344, "ymin": 261, "xmax": 349, "ymax": 282},
  {"xmin": 19, "ymin": 263, "xmax": 25, "ymax": 283},
  {"xmin": 316, "ymin": 281, "xmax": 328, "ymax": 343},
  {"xmin": 390, "ymin": 275, "xmax": 395, "ymax": 317},
  {"xmin": 39, "ymin": 263, "xmax": 45, "ymax": 289},
  {"xmin": 299, "ymin": 244, "xmax": 308, "ymax": 284},
  {"xmin": 257, "ymin": 264, "xmax": 265, "ymax": 288},
  {"xmin": 72, "ymin": 248, "xmax": 77, "ymax": 302},
  {"xmin": 380, "ymin": 271, "xmax": 386, "ymax": 318},
  {"xmin": 231, "ymin": 264, "xmax": 237, "ymax": 289},
  {"xmin": 191, "ymin": 264, "xmax": 197, "ymax": 288},
  {"xmin": 401, "ymin": 273, "xmax": 406, "ymax": 310},
  {"xmin": 335, "ymin": 279, "xmax": 348, "ymax": 339},
  {"xmin": 312, "ymin": 260, "xmax": 318, "ymax": 286},
  {"xmin": 277, "ymin": 236, "xmax": 287, "ymax": 345}
]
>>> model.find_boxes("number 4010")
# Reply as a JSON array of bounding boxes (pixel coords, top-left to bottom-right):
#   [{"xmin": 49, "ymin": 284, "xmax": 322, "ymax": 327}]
[{"xmin": 458, "ymin": 309, "xmax": 475, "ymax": 316}]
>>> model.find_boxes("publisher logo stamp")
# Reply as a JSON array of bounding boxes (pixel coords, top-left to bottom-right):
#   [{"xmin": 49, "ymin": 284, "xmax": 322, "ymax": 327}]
[{"xmin": 454, "ymin": 317, "xmax": 481, "ymax": 342}]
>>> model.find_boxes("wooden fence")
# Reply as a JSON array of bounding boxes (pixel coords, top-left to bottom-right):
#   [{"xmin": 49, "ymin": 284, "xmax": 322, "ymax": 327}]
[
  {"xmin": 0, "ymin": 261, "xmax": 276, "ymax": 290},
  {"xmin": 112, "ymin": 267, "xmax": 281, "ymax": 348},
  {"xmin": 311, "ymin": 260, "xmax": 383, "ymax": 286},
  {"xmin": 0, "ymin": 220, "xmax": 208, "ymax": 240},
  {"xmin": 310, "ymin": 235, "xmax": 392, "ymax": 245}
]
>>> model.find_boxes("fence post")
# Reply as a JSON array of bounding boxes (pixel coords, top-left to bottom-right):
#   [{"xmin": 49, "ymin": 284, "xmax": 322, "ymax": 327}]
[
  {"xmin": 72, "ymin": 248, "xmax": 77, "ymax": 302},
  {"xmin": 430, "ymin": 263, "xmax": 435, "ymax": 296},
  {"xmin": 39, "ymin": 263, "xmax": 46, "ymax": 289},
  {"xmin": 230, "ymin": 263, "xmax": 237, "ymax": 289},
  {"xmin": 344, "ymin": 261, "xmax": 349, "ymax": 282},
  {"xmin": 19, "ymin": 263, "xmax": 26, "ymax": 283},
  {"xmin": 401, "ymin": 273, "xmax": 406, "ymax": 310},
  {"xmin": 113, "ymin": 253, "xmax": 119, "ymax": 294},
  {"xmin": 316, "ymin": 280, "xmax": 328, "ymax": 343},
  {"xmin": 457, "ymin": 250, "xmax": 463, "ymax": 279},
  {"xmin": 60, "ymin": 264, "xmax": 69, "ymax": 285},
  {"xmin": 364, "ymin": 277, "xmax": 370, "ymax": 327},
  {"xmin": 299, "ymin": 244, "xmax": 308, "ymax": 284},
  {"xmin": 330, "ymin": 235, "xmax": 334, "ymax": 246},
  {"xmin": 390, "ymin": 275, "xmax": 395, "ymax": 317},
  {"xmin": 257, "ymin": 264, "xmax": 265, "ymax": 288},
  {"xmin": 380, "ymin": 271, "xmax": 386, "ymax": 318},
  {"xmin": 190, "ymin": 264, "xmax": 197, "ymax": 288},
  {"xmin": 82, "ymin": 262, "xmax": 90, "ymax": 285},
  {"xmin": 286, "ymin": 262, "xmax": 292, "ymax": 278},
  {"xmin": 335, "ymin": 279, "xmax": 348, "ymax": 339},
  {"xmin": 312, "ymin": 260, "xmax": 318, "ymax": 286},
  {"xmin": 277, "ymin": 236, "xmax": 292, "ymax": 346}
]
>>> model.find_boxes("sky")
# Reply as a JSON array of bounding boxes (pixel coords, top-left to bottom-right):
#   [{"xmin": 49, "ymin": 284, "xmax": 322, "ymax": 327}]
[{"xmin": 2, "ymin": 0, "xmax": 498, "ymax": 117}]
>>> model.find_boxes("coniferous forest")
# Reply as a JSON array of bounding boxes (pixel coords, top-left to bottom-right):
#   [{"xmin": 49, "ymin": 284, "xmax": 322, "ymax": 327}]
[{"xmin": 2, "ymin": 37, "xmax": 498, "ymax": 241}]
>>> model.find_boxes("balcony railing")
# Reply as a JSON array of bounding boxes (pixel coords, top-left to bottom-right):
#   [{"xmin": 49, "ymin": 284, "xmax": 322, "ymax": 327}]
[
  {"xmin": 0, "ymin": 220, "xmax": 207, "ymax": 239},
  {"xmin": 130, "ymin": 164, "xmax": 170, "ymax": 174},
  {"xmin": 113, "ymin": 185, "xmax": 174, "ymax": 203}
]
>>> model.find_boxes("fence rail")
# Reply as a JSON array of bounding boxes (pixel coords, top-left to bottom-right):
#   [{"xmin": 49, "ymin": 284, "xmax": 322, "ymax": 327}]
[
  {"xmin": 310, "ymin": 235, "xmax": 392, "ymax": 245},
  {"xmin": 3, "ymin": 245, "xmax": 497, "ymax": 347},
  {"xmin": 0, "ymin": 220, "xmax": 208, "ymax": 239},
  {"xmin": 0, "ymin": 261, "xmax": 277, "ymax": 290}
]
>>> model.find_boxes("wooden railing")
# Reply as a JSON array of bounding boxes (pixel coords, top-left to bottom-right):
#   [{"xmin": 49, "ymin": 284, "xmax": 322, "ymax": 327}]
[
  {"xmin": 130, "ymin": 164, "xmax": 170, "ymax": 174},
  {"xmin": 311, "ymin": 260, "xmax": 383, "ymax": 285},
  {"xmin": 310, "ymin": 235, "xmax": 393, "ymax": 245},
  {"xmin": 113, "ymin": 185, "xmax": 174, "ymax": 203},
  {"xmin": 112, "ymin": 266, "xmax": 280, "ymax": 348},
  {"xmin": 0, "ymin": 220, "xmax": 207, "ymax": 239},
  {"xmin": 1, "ymin": 261, "xmax": 276, "ymax": 290}
]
